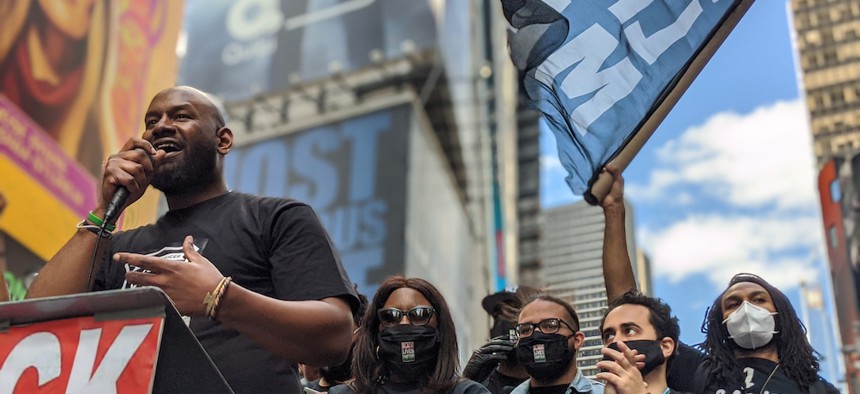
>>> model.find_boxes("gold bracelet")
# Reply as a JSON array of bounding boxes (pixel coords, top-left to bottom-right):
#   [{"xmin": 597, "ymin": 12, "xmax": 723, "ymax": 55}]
[
  {"xmin": 203, "ymin": 276, "xmax": 232, "ymax": 319},
  {"xmin": 203, "ymin": 277, "xmax": 227, "ymax": 317},
  {"xmin": 211, "ymin": 277, "xmax": 232, "ymax": 319}
]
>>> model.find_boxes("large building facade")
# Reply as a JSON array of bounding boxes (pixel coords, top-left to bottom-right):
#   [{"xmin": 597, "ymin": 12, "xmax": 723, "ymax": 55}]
[
  {"xmin": 177, "ymin": 0, "xmax": 522, "ymax": 359},
  {"xmin": 791, "ymin": 0, "xmax": 860, "ymax": 391},
  {"xmin": 539, "ymin": 200, "xmax": 642, "ymax": 377},
  {"xmin": 792, "ymin": 0, "xmax": 860, "ymax": 161}
]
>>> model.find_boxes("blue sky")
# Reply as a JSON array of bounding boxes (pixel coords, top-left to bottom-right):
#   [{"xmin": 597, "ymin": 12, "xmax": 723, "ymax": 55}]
[{"xmin": 539, "ymin": 0, "xmax": 844, "ymax": 382}]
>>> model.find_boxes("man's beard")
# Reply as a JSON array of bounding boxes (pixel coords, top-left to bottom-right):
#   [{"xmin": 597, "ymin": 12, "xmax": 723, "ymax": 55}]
[{"xmin": 151, "ymin": 142, "xmax": 218, "ymax": 196}]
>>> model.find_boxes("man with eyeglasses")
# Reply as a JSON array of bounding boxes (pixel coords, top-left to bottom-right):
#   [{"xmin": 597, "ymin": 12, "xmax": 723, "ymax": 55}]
[{"xmin": 510, "ymin": 294, "xmax": 604, "ymax": 394}]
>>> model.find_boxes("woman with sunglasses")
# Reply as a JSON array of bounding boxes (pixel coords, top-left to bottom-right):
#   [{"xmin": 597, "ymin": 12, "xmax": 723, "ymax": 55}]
[{"xmin": 329, "ymin": 276, "xmax": 490, "ymax": 394}]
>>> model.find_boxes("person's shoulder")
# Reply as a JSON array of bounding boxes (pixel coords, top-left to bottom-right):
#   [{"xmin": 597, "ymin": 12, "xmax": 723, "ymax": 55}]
[
  {"xmin": 230, "ymin": 192, "xmax": 315, "ymax": 221},
  {"xmin": 327, "ymin": 383, "xmax": 355, "ymax": 394},
  {"xmin": 814, "ymin": 377, "xmax": 840, "ymax": 394},
  {"xmin": 582, "ymin": 377, "xmax": 606, "ymax": 393},
  {"xmin": 230, "ymin": 192, "xmax": 307, "ymax": 209},
  {"xmin": 571, "ymin": 371, "xmax": 603, "ymax": 393},
  {"xmin": 454, "ymin": 378, "xmax": 492, "ymax": 394},
  {"xmin": 508, "ymin": 380, "xmax": 530, "ymax": 394}
]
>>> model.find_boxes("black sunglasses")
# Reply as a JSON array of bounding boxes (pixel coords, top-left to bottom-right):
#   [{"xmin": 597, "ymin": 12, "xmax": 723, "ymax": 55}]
[
  {"xmin": 378, "ymin": 306, "xmax": 436, "ymax": 327},
  {"xmin": 515, "ymin": 318, "xmax": 576, "ymax": 338}
]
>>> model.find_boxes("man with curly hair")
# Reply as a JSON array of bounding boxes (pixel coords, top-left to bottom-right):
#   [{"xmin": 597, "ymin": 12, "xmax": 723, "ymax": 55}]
[{"xmin": 599, "ymin": 165, "xmax": 837, "ymax": 393}]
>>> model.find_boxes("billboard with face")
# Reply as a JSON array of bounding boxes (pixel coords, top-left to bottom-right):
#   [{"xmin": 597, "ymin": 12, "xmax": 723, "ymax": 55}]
[{"xmin": 0, "ymin": 0, "xmax": 184, "ymax": 297}]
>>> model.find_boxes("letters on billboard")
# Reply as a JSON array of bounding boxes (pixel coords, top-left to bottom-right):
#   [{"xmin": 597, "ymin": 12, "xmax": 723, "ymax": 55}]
[
  {"xmin": 224, "ymin": 105, "xmax": 411, "ymax": 294},
  {"xmin": 180, "ymin": 0, "xmax": 438, "ymax": 101}
]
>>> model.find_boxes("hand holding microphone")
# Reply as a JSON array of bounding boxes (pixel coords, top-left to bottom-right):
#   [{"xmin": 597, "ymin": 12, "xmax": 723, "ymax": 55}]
[{"xmin": 96, "ymin": 138, "xmax": 164, "ymax": 226}]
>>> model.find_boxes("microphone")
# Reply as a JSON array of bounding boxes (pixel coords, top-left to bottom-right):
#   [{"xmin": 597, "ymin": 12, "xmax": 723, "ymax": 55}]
[
  {"xmin": 101, "ymin": 187, "xmax": 129, "ymax": 229},
  {"xmin": 101, "ymin": 148, "xmax": 153, "ymax": 228}
]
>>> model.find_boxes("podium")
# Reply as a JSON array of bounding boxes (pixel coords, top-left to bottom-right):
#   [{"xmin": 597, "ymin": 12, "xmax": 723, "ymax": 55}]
[{"xmin": 0, "ymin": 287, "xmax": 234, "ymax": 393}]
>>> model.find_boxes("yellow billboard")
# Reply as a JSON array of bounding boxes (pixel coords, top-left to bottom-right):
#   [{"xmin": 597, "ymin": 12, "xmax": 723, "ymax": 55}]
[{"xmin": 0, "ymin": 0, "xmax": 184, "ymax": 293}]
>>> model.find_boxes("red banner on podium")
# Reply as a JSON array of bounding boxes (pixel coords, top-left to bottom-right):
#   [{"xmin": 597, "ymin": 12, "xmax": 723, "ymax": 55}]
[{"xmin": 0, "ymin": 315, "xmax": 164, "ymax": 393}]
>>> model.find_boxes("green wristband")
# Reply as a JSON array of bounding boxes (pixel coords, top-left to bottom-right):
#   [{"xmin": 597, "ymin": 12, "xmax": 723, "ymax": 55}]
[{"xmin": 88, "ymin": 211, "xmax": 117, "ymax": 232}]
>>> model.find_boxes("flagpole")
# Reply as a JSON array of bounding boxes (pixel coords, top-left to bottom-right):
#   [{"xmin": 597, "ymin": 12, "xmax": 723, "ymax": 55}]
[{"xmin": 585, "ymin": 0, "xmax": 756, "ymax": 205}]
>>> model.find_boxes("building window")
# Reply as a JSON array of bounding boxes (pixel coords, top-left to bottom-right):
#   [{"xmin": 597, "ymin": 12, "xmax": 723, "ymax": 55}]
[
  {"xmin": 829, "ymin": 225, "xmax": 838, "ymax": 248},
  {"xmin": 832, "ymin": 179, "xmax": 842, "ymax": 203},
  {"xmin": 831, "ymin": 90, "xmax": 845, "ymax": 106}
]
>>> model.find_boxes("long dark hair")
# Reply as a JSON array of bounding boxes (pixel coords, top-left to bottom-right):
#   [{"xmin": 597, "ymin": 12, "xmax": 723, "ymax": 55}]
[
  {"xmin": 699, "ymin": 273, "xmax": 821, "ymax": 390},
  {"xmin": 350, "ymin": 276, "xmax": 460, "ymax": 393}
]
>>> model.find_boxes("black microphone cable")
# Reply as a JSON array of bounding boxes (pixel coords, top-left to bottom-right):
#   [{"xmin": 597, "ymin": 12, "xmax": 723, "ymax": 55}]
[{"xmin": 83, "ymin": 212, "xmax": 116, "ymax": 293}]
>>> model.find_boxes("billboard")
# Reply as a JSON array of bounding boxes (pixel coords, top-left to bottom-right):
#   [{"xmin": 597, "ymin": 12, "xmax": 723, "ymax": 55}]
[
  {"xmin": 224, "ymin": 105, "xmax": 411, "ymax": 294},
  {"xmin": 0, "ymin": 0, "xmax": 185, "ymax": 295},
  {"xmin": 180, "ymin": 0, "xmax": 438, "ymax": 101}
]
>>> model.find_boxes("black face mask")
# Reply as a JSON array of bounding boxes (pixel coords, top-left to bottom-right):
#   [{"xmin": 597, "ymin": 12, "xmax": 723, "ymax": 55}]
[
  {"xmin": 605, "ymin": 340, "xmax": 666, "ymax": 376},
  {"xmin": 377, "ymin": 325, "xmax": 440, "ymax": 378},
  {"xmin": 516, "ymin": 332, "xmax": 574, "ymax": 382}
]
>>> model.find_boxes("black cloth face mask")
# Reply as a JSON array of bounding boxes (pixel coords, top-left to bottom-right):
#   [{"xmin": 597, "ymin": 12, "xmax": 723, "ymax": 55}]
[
  {"xmin": 516, "ymin": 332, "xmax": 574, "ymax": 382},
  {"xmin": 377, "ymin": 325, "xmax": 440, "ymax": 378},
  {"xmin": 605, "ymin": 340, "xmax": 666, "ymax": 377}
]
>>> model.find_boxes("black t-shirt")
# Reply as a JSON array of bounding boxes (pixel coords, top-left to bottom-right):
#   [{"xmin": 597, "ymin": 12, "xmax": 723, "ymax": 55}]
[
  {"xmin": 94, "ymin": 192, "xmax": 358, "ymax": 394},
  {"xmin": 666, "ymin": 342, "xmax": 707, "ymax": 392},
  {"xmin": 328, "ymin": 379, "xmax": 491, "ymax": 394},
  {"xmin": 667, "ymin": 343, "xmax": 838, "ymax": 394},
  {"xmin": 693, "ymin": 358, "xmax": 839, "ymax": 394},
  {"xmin": 483, "ymin": 369, "xmax": 526, "ymax": 394}
]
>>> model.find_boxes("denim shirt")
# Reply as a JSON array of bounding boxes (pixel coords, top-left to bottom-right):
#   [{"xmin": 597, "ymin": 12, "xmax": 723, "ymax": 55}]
[{"xmin": 509, "ymin": 370, "xmax": 605, "ymax": 394}]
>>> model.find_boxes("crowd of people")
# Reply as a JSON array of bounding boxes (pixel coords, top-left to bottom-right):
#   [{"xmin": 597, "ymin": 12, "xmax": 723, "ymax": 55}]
[{"xmin": 26, "ymin": 86, "xmax": 840, "ymax": 394}]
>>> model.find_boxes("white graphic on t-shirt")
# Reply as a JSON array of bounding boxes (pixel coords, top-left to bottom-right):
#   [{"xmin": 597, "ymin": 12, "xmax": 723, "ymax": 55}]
[
  {"xmin": 743, "ymin": 367, "xmax": 755, "ymax": 389},
  {"xmin": 120, "ymin": 242, "xmax": 202, "ymax": 289}
]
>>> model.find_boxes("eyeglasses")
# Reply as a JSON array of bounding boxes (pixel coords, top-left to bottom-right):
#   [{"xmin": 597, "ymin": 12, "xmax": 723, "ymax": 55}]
[
  {"xmin": 378, "ymin": 306, "xmax": 436, "ymax": 327},
  {"xmin": 515, "ymin": 318, "xmax": 576, "ymax": 338}
]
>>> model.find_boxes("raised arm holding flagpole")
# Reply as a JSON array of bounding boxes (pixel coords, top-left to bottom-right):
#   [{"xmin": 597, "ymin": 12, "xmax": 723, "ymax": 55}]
[{"xmin": 501, "ymin": 0, "xmax": 755, "ymax": 203}]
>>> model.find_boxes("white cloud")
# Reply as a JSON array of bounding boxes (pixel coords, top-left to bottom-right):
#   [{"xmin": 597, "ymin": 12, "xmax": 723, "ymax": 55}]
[
  {"xmin": 540, "ymin": 154, "xmax": 563, "ymax": 172},
  {"xmin": 629, "ymin": 99, "xmax": 818, "ymax": 210},
  {"xmin": 643, "ymin": 213, "xmax": 820, "ymax": 290},
  {"xmin": 630, "ymin": 99, "xmax": 825, "ymax": 289}
]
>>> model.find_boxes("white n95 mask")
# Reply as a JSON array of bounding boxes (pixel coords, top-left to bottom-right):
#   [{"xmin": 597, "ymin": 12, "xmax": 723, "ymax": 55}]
[{"xmin": 723, "ymin": 301, "xmax": 778, "ymax": 349}]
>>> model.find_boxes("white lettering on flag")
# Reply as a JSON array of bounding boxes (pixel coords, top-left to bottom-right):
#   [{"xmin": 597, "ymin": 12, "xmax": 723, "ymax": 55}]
[
  {"xmin": 536, "ymin": 24, "xmax": 642, "ymax": 134},
  {"xmin": 502, "ymin": 0, "xmax": 746, "ymax": 194},
  {"xmin": 614, "ymin": 0, "xmax": 704, "ymax": 64}
]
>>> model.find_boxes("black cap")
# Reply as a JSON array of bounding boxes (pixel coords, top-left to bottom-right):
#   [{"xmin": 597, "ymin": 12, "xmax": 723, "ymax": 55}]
[{"xmin": 481, "ymin": 286, "xmax": 522, "ymax": 315}]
